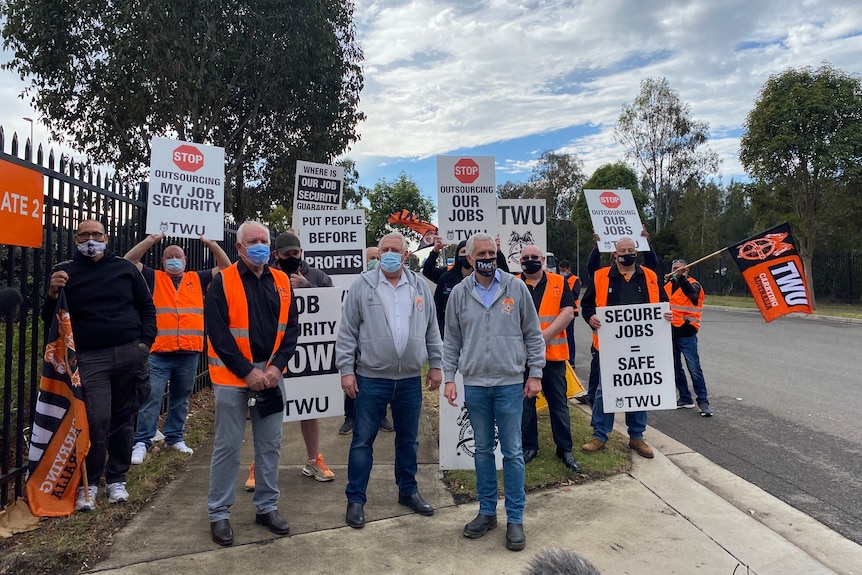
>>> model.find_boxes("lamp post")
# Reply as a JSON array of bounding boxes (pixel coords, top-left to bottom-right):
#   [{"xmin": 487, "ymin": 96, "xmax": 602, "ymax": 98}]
[{"xmin": 22, "ymin": 117, "xmax": 34, "ymax": 160}]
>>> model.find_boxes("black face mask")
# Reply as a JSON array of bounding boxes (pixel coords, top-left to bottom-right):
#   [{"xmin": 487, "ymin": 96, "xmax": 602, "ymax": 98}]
[
  {"xmin": 521, "ymin": 260, "xmax": 542, "ymax": 275},
  {"xmin": 474, "ymin": 258, "xmax": 496, "ymax": 277},
  {"xmin": 457, "ymin": 256, "xmax": 471, "ymax": 269},
  {"xmin": 277, "ymin": 256, "xmax": 302, "ymax": 273},
  {"xmin": 617, "ymin": 253, "xmax": 637, "ymax": 267}
]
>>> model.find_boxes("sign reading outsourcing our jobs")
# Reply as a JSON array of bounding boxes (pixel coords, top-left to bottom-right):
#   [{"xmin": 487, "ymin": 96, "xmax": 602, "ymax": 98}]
[
  {"xmin": 293, "ymin": 160, "xmax": 344, "ymax": 212},
  {"xmin": 437, "ymin": 156, "xmax": 496, "ymax": 243},
  {"xmin": 497, "ymin": 199, "xmax": 547, "ymax": 272},
  {"xmin": 584, "ymin": 189, "xmax": 648, "ymax": 253},
  {"xmin": 0, "ymin": 158, "xmax": 43, "ymax": 248},
  {"xmin": 147, "ymin": 137, "xmax": 224, "ymax": 240},
  {"xmin": 439, "ymin": 373, "xmax": 503, "ymax": 471},
  {"xmin": 596, "ymin": 302, "xmax": 675, "ymax": 413},
  {"xmin": 293, "ymin": 209, "xmax": 365, "ymax": 291},
  {"xmin": 281, "ymin": 287, "xmax": 344, "ymax": 422}
]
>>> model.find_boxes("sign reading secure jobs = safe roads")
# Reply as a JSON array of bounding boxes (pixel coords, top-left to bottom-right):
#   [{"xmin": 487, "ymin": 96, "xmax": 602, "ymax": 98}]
[{"xmin": 437, "ymin": 156, "xmax": 496, "ymax": 243}]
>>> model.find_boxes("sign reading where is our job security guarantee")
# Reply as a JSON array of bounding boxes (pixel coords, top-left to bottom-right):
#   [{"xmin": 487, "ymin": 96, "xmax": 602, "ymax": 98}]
[
  {"xmin": 596, "ymin": 302, "xmax": 675, "ymax": 413},
  {"xmin": 439, "ymin": 373, "xmax": 503, "ymax": 471},
  {"xmin": 497, "ymin": 199, "xmax": 547, "ymax": 272},
  {"xmin": 0, "ymin": 158, "xmax": 43, "ymax": 248},
  {"xmin": 147, "ymin": 137, "xmax": 224, "ymax": 240},
  {"xmin": 281, "ymin": 287, "xmax": 344, "ymax": 422},
  {"xmin": 292, "ymin": 160, "xmax": 344, "ymax": 212},
  {"xmin": 293, "ymin": 209, "xmax": 365, "ymax": 291},
  {"xmin": 437, "ymin": 156, "xmax": 496, "ymax": 243},
  {"xmin": 584, "ymin": 189, "xmax": 648, "ymax": 253}
]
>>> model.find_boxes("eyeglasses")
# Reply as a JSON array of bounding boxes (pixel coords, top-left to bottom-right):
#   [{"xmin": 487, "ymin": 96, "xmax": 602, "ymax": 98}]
[
  {"xmin": 520, "ymin": 255, "xmax": 541, "ymax": 261},
  {"xmin": 671, "ymin": 259, "xmax": 687, "ymax": 266},
  {"xmin": 76, "ymin": 231, "xmax": 105, "ymax": 241}
]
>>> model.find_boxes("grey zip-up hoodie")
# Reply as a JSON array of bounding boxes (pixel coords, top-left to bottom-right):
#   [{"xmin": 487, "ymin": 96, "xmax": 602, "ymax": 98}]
[
  {"xmin": 443, "ymin": 270, "xmax": 545, "ymax": 386},
  {"xmin": 336, "ymin": 267, "xmax": 442, "ymax": 379}
]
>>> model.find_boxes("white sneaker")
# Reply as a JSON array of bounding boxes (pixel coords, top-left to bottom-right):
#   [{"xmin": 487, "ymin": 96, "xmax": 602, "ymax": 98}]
[
  {"xmin": 75, "ymin": 485, "xmax": 98, "ymax": 512},
  {"xmin": 131, "ymin": 442, "xmax": 147, "ymax": 465},
  {"xmin": 168, "ymin": 441, "xmax": 193, "ymax": 455},
  {"xmin": 152, "ymin": 429, "xmax": 165, "ymax": 443},
  {"xmin": 106, "ymin": 482, "xmax": 129, "ymax": 504}
]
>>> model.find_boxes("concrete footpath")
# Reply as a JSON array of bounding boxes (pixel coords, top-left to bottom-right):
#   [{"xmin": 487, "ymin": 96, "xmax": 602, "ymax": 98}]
[{"xmin": 88, "ymin": 404, "xmax": 862, "ymax": 575}]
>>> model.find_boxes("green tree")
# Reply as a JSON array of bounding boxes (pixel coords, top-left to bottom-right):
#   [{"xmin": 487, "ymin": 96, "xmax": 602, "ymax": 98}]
[
  {"xmin": 739, "ymin": 64, "xmax": 862, "ymax": 307},
  {"xmin": 364, "ymin": 173, "xmax": 435, "ymax": 246},
  {"xmin": 1, "ymin": 0, "xmax": 365, "ymax": 221},
  {"xmin": 615, "ymin": 77, "xmax": 720, "ymax": 232}
]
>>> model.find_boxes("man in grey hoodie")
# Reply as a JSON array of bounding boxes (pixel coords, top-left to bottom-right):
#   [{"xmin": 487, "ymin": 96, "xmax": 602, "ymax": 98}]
[
  {"xmin": 336, "ymin": 232, "xmax": 444, "ymax": 529},
  {"xmin": 442, "ymin": 233, "xmax": 545, "ymax": 552}
]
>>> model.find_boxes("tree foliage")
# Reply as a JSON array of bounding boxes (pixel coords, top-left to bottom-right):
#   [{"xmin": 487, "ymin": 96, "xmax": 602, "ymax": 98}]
[
  {"xmin": 1, "ymin": 0, "xmax": 365, "ymax": 221},
  {"xmin": 615, "ymin": 77, "xmax": 720, "ymax": 232},
  {"xmin": 497, "ymin": 151, "xmax": 585, "ymax": 221},
  {"xmin": 363, "ymin": 173, "xmax": 435, "ymax": 247},
  {"xmin": 739, "ymin": 63, "xmax": 862, "ymax": 306}
]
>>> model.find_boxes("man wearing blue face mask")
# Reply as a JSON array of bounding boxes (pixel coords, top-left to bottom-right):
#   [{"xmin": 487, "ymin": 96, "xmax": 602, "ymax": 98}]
[{"xmin": 124, "ymin": 233, "xmax": 231, "ymax": 465}]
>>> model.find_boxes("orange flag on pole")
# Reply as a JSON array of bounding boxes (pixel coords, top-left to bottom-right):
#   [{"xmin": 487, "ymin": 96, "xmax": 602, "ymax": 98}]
[{"xmin": 387, "ymin": 210, "xmax": 438, "ymax": 248}]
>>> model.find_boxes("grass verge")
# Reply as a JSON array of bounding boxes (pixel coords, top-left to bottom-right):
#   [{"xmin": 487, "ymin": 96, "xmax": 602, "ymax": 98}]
[{"xmin": 706, "ymin": 294, "xmax": 862, "ymax": 319}]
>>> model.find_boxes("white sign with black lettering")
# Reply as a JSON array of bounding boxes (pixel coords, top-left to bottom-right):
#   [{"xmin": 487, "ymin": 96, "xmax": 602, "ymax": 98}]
[
  {"xmin": 281, "ymin": 287, "xmax": 344, "ymax": 422},
  {"xmin": 596, "ymin": 302, "xmax": 675, "ymax": 412},
  {"xmin": 497, "ymin": 199, "xmax": 547, "ymax": 272},
  {"xmin": 292, "ymin": 160, "xmax": 344, "ymax": 212},
  {"xmin": 439, "ymin": 373, "xmax": 503, "ymax": 471},
  {"xmin": 584, "ymin": 189, "xmax": 649, "ymax": 253},
  {"xmin": 294, "ymin": 209, "xmax": 365, "ymax": 291},
  {"xmin": 437, "ymin": 156, "xmax": 497, "ymax": 244}
]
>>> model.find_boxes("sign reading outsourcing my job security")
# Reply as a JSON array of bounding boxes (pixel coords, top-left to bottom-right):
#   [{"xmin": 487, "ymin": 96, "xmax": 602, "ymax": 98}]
[
  {"xmin": 497, "ymin": 199, "xmax": 547, "ymax": 272},
  {"xmin": 437, "ymin": 156, "xmax": 496, "ymax": 243},
  {"xmin": 293, "ymin": 160, "xmax": 344, "ymax": 212},
  {"xmin": 293, "ymin": 209, "xmax": 365, "ymax": 291},
  {"xmin": 584, "ymin": 189, "xmax": 648, "ymax": 253},
  {"xmin": 147, "ymin": 137, "xmax": 224, "ymax": 240},
  {"xmin": 596, "ymin": 302, "xmax": 675, "ymax": 413},
  {"xmin": 0, "ymin": 158, "xmax": 44, "ymax": 248},
  {"xmin": 439, "ymin": 373, "xmax": 503, "ymax": 471},
  {"xmin": 281, "ymin": 287, "xmax": 344, "ymax": 422}
]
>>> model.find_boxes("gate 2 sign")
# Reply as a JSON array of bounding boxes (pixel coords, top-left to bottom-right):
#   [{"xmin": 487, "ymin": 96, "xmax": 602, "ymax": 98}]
[{"xmin": 0, "ymin": 159, "xmax": 43, "ymax": 248}]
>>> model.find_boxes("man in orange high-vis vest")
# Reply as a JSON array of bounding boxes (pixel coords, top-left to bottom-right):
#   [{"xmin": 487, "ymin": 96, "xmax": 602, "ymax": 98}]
[
  {"xmin": 580, "ymin": 237, "xmax": 672, "ymax": 460},
  {"xmin": 664, "ymin": 258, "xmax": 712, "ymax": 417},
  {"xmin": 558, "ymin": 259, "xmax": 581, "ymax": 365},
  {"xmin": 517, "ymin": 246, "xmax": 581, "ymax": 472},
  {"xmin": 205, "ymin": 221, "xmax": 299, "ymax": 547},
  {"xmin": 125, "ymin": 233, "xmax": 231, "ymax": 464}
]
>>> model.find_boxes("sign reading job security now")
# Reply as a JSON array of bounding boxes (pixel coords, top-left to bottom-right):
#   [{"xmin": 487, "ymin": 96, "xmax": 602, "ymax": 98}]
[
  {"xmin": 596, "ymin": 302, "xmax": 675, "ymax": 413},
  {"xmin": 281, "ymin": 287, "xmax": 344, "ymax": 422},
  {"xmin": 437, "ymin": 156, "xmax": 496, "ymax": 243},
  {"xmin": 147, "ymin": 137, "xmax": 225, "ymax": 240}
]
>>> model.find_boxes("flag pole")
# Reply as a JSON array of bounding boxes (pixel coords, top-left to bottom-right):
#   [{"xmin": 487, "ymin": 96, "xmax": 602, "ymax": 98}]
[{"xmin": 663, "ymin": 247, "xmax": 728, "ymax": 281}]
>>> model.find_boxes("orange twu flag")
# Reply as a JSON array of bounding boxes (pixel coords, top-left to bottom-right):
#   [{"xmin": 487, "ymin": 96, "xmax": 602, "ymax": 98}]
[
  {"xmin": 26, "ymin": 291, "xmax": 90, "ymax": 516},
  {"xmin": 729, "ymin": 223, "xmax": 813, "ymax": 322},
  {"xmin": 387, "ymin": 210, "xmax": 438, "ymax": 248}
]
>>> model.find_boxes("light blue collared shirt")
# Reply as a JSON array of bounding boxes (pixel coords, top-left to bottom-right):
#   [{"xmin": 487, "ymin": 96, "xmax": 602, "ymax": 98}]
[
  {"xmin": 378, "ymin": 269, "xmax": 412, "ymax": 355},
  {"xmin": 471, "ymin": 269, "xmax": 502, "ymax": 309}
]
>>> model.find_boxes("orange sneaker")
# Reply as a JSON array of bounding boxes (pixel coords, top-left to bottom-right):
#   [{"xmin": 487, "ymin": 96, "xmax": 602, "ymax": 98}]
[
  {"xmin": 302, "ymin": 453, "xmax": 335, "ymax": 482},
  {"xmin": 244, "ymin": 461, "xmax": 255, "ymax": 492}
]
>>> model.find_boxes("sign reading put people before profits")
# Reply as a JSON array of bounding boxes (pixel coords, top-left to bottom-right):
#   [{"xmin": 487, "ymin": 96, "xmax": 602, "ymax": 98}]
[
  {"xmin": 293, "ymin": 160, "xmax": 344, "ymax": 212},
  {"xmin": 596, "ymin": 302, "xmax": 675, "ymax": 413},
  {"xmin": 437, "ymin": 156, "xmax": 496, "ymax": 243},
  {"xmin": 584, "ymin": 189, "xmax": 648, "ymax": 253},
  {"xmin": 293, "ymin": 209, "xmax": 366, "ymax": 291},
  {"xmin": 147, "ymin": 137, "xmax": 225, "ymax": 240},
  {"xmin": 0, "ymin": 158, "xmax": 43, "ymax": 248}
]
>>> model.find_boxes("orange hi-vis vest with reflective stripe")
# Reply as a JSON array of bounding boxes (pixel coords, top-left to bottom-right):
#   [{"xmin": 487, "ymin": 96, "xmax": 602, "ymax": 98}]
[
  {"xmin": 664, "ymin": 277, "xmax": 704, "ymax": 331},
  {"xmin": 206, "ymin": 264, "xmax": 292, "ymax": 387},
  {"xmin": 566, "ymin": 274, "xmax": 580, "ymax": 313},
  {"xmin": 591, "ymin": 265, "xmax": 661, "ymax": 350},
  {"xmin": 151, "ymin": 270, "xmax": 205, "ymax": 353},
  {"xmin": 538, "ymin": 272, "xmax": 571, "ymax": 361}
]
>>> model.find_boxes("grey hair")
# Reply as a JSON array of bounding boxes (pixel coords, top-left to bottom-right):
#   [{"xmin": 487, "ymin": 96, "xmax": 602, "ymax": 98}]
[
  {"xmin": 378, "ymin": 231, "xmax": 409, "ymax": 252},
  {"xmin": 522, "ymin": 549, "xmax": 601, "ymax": 575},
  {"xmin": 236, "ymin": 221, "xmax": 270, "ymax": 244},
  {"xmin": 465, "ymin": 233, "xmax": 494, "ymax": 256}
]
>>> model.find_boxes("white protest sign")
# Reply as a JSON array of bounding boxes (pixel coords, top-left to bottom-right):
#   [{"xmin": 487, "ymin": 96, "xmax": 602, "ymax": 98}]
[
  {"xmin": 293, "ymin": 209, "xmax": 365, "ymax": 291},
  {"xmin": 596, "ymin": 302, "xmax": 675, "ymax": 412},
  {"xmin": 439, "ymin": 373, "xmax": 503, "ymax": 471},
  {"xmin": 293, "ymin": 160, "xmax": 344, "ymax": 212},
  {"xmin": 282, "ymin": 287, "xmax": 344, "ymax": 422},
  {"xmin": 437, "ymin": 156, "xmax": 496, "ymax": 244},
  {"xmin": 584, "ymin": 189, "xmax": 648, "ymax": 253},
  {"xmin": 147, "ymin": 137, "xmax": 224, "ymax": 239},
  {"xmin": 497, "ymin": 199, "xmax": 547, "ymax": 272}
]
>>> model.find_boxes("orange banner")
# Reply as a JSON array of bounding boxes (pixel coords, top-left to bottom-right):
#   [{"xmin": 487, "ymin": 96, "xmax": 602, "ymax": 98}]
[
  {"xmin": 0, "ymin": 158, "xmax": 44, "ymax": 248},
  {"xmin": 387, "ymin": 210, "xmax": 438, "ymax": 248}
]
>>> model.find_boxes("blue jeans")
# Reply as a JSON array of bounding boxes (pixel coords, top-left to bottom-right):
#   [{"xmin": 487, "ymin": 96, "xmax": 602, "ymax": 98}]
[
  {"xmin": 464, "ymin": 383, "xmax": 526, "ymax": 524},
  {"xmin": 673, "ymin": 335, "xmax": 709, "ymax": 404},
  {"xmin": 521, "ymin": 361, "xmax": 573, "ymax": 453},
  {"xmin": 133, "ymin": 352, "xmax": 199, "ymax": 447},
  {"xmin": 346, "ymin": 375, "xmax": 421, "ymax": 505},
  {"xmin": 590, "ymin": 350, "xmax": 648, "ymax": 443}
]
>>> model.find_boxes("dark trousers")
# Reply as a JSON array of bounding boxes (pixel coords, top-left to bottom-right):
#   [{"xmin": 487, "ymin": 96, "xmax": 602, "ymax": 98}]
[
  {"xmin": 521, "ymin": 361, "xmax": 573, "ymax": 454},
  {"xmin": 587, "ymin": 345, "xmax": 600, "ymax": 403},
  {"xmin": 565, "ymin": 320, "xmax": 576, "ymax": 364}
]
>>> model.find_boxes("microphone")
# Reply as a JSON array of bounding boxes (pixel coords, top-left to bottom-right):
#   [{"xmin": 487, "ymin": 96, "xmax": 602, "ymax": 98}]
[{"xmin": 0, "ymin": 287, "xmax": 24, "ymax": 323}]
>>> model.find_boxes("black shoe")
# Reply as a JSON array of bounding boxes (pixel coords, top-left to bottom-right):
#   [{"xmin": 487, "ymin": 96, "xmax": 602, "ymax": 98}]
[
  {"xmin": 505, "ymin": 522, "xmax": 526, "ymax": 551},
  {"xmin": 523, "ymin": 448, "xmax": 539, "ymax": 464},
  {"xmin": 379, "ymin": 416, "xmax": 394, "ymax": 432},
  {"xmin": 210, "ymin": 519, "xmax": 233, "ymax": 546},
  {"xmin": 346, "ymin": 502, "xmax": 365, "ymax": 528},
  {"xmin": 557, "ymin": 451, "xmax": 582, "ymax": 472},
  {"xmin": 575, "ymin": 395, "xmax": 589, "ymax": 404},
  {"xmin": 255, "ymin": 510, "xmax": 291, "ymax": 535},
  {"xmin": 698, "ymin": 402, "xmax": 714, "ymax": 417},
  {"xmin": 398, "ymin": 492, "xmax": 434, "ymax": 516},
  {"xmin": 338, "ymin": 419, "xmax": 354, "ymax": 435},
  {"xmin": 463, "ymin": 513, "xmax": 497, "ymax": 539}
]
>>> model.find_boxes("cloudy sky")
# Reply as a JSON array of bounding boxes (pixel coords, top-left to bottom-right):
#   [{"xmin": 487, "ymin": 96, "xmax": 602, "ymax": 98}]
[{"xmin": 2, "ymin": 0, "xmax": 861, "ymax": 202}]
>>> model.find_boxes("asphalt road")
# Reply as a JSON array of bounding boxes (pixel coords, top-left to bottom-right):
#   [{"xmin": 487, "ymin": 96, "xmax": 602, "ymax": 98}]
[{"xmin": 643, "ymin": 308, "xmax": 862, "ymax": 545}]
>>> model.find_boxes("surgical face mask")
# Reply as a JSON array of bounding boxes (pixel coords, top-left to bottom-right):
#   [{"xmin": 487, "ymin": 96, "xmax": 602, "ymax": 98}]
[
  {"xmin": 521, "ymin": 260, "xmax": 543, "ymax": 275},
  {"xmin": 367, "ymin": 259, "xmax": 379, "ymax": 270},
  {"xmin": 474, "ymin": 258, "xmax": 496, "ymax": 277},
  {"xmin": 165, "ymin": 258, "xmax": 185, "ymax": 273},
  {"xmin": 277, "ymin": 256, "xmax": 302, "ymax": 274},
  {"xmin": 457, "ymin": 256, "xmax": 471, "ymax": 269},
  {"xmin": 77, "ymin": 240, "xmax": 106, "ymax": 258},
  {"xmin": 245, "ymin": 243, "xmax": 271, "ymax": 266},
  {"xmin": 380, "ymin": 252, "xmax": 403, "ymax": 273},
  {"xmin": 617, "ymin": 253, "xmax": 637, "ymax": 267}
]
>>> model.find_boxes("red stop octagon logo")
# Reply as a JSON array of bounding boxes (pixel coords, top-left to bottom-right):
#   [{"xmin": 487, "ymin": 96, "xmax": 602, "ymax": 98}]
[
  {"xmin": 454, "ymin": 158, "xmax": 480, "ymax": 184},
  {"xmin": 599, "ymin": 191, "xmax": 621, "ymax": 208},
  {"xmin": 172, "ymin": 145, "xmax": 205, "ymax": 172}
]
